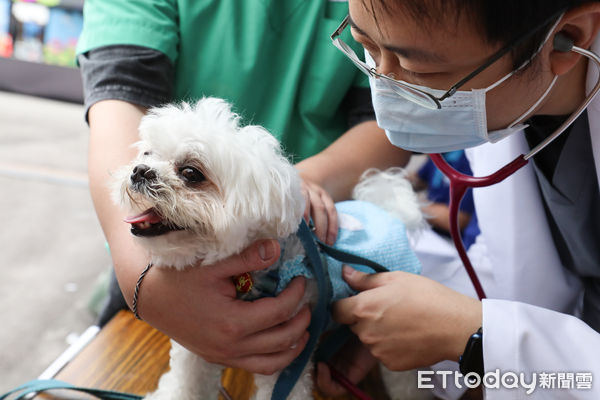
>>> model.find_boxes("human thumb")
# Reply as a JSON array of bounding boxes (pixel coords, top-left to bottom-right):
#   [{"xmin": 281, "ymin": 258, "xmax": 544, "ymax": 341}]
[
  {"xmin": 218, "ymin": 239, "xmax": 281, "ymax": 277},
  {"xmin": 342, "ymin": 265, "xmax": 381, "ymax": 292}
]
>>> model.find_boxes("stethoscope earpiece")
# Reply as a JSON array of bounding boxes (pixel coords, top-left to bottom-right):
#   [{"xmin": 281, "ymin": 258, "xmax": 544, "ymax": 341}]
[{"xmin": 553, "ymin": 32, "xmax": 575, "ymax": 52}]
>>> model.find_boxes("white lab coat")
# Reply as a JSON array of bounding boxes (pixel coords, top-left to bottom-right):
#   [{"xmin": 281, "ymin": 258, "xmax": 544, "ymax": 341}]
[
  {"xmin": 477, "ymin": 37, "xmax": 600, "ymax": 399},
  {"xmin": 415, "ymin": 37, "xmax": 600, "ymax": 399}
]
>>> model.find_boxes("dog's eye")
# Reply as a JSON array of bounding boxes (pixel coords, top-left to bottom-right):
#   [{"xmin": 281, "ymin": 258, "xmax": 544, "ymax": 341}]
[
  {"xmin": 143, "ymin": 151, "xmax": 151, "ymax": 156},
  {"xmin": 179, "ymin": 167, "xmax": 205, "ymax": 183}
]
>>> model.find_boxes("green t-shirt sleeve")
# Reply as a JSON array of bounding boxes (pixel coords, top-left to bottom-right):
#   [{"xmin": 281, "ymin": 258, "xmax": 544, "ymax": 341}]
[{"xmin": 76, "ymin": 0, "xmax": 179, "ymax": 63}]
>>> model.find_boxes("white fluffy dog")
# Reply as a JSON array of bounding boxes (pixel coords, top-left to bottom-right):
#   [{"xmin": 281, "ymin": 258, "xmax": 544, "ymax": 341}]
[{"xmin": 113, "ymin": 98, "xmax": 430, "ymax": 400}]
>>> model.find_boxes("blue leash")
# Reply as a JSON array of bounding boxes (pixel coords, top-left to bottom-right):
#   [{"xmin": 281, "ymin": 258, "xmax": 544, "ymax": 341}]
[
  {"xmin": 270, "ymin": 220, "xmax": 332, "ymax": 399},
  {"xmin": 271, "ymin": 220, "xmax": 389, "ymax": 400},
  {"xmin": 0, "ymin": 379, "xmax": 141, "ymax": 400}
]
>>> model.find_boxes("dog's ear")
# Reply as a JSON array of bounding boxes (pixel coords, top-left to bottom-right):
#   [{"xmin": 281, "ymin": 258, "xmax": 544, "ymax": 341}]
[{"xmin": 232, "ymin": 125, "xmax": 305, "ymax": 237}]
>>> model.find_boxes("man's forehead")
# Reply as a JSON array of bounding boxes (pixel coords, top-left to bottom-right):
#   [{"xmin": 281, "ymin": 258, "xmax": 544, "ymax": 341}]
[
  {"xmin": 348, "ymin": 4, "xmax": 493, "ymax": 66},
  {"xmin": 347, "ymin": 12, "xmax": 451, "ymax": 63}
]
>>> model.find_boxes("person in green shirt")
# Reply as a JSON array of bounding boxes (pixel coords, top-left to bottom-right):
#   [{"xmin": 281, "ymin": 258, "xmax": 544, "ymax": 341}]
[
  {"xmin": 78, "ymin": 0, "xmax": 408, "ymax": 383},
  {"xmin": 79, "ymin": 0, "xmax": 377, "ymax": 160}
]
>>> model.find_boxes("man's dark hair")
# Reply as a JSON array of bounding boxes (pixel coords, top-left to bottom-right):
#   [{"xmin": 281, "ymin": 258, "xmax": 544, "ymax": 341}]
[{"xmin": 372, "ymin": 0, "xmax": 598, "ymax": 69}]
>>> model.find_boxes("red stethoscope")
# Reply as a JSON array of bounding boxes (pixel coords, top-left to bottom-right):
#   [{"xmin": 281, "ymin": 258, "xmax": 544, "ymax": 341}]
[
  {"xmin": 429, "ymin": 42, "xmax": 600, "ymax": 301},
  {"xmin": 428, "ymin": 153, "xmax": 526, "ymax": 300}
]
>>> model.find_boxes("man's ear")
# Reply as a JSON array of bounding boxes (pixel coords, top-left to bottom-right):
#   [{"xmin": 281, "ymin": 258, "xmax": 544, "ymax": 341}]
[{"xmin": 550, "ymin": 2, "xmax": 600, "ymax": 75}]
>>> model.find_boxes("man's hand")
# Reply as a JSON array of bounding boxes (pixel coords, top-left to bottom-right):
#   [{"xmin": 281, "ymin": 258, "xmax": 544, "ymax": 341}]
[
  {"xmin": 315, "ymin": 336, "xmax": 378, "ymax": 397},
  {"xmin": 300, "ymin": 178, "xmax": 338, "ymax": 245},
  {"xmin": 333, "ymin": 266, "xmax": 482, "ymax": 371},
  {"xmin": 136, "ymin": 239, "xmax": 311, "ymax": 375}
]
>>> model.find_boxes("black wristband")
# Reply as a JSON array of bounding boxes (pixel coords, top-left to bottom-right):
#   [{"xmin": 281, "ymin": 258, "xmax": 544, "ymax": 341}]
[{"xmin": 459, "ymin": 327, "xmax": 484, "ymax": 377}]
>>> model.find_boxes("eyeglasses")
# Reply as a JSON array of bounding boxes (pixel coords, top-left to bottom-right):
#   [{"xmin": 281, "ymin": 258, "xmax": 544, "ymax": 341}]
[{"xmin": 330, "ymin": 10, "xmax": 565, "ymax": 110}]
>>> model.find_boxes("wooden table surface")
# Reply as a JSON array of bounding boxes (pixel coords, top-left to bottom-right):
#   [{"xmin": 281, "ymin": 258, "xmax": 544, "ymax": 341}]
[{"xmin": 36, "ymin": 311, "xmax": 389, "ymax": 400}]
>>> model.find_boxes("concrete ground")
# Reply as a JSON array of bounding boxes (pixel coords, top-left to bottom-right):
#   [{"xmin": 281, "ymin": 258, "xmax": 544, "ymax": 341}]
[{"xmin": 0, "ymin": 91, "xmax": 111, "ymax": 392}]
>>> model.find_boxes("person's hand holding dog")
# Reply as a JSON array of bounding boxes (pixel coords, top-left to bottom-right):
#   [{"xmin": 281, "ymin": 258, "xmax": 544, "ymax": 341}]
[
  {"xmin": 301, "ymin": 178, "xmax": 339, "ymax": 245},
  {"xmin": 136, "ymin": 240, "xmax": 313, "ymax": 375}
]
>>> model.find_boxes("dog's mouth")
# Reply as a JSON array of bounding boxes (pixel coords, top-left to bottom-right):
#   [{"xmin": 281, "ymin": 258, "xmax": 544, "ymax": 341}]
[{"xmin": 124, "ymin": 208, "xmax": 183, "ymax": 237}]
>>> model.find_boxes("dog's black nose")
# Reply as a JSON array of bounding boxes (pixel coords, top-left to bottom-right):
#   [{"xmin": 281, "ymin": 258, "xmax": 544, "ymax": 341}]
[{"xmin": 131, "ymin": 164, "xmax": 157, "ymax": 183}]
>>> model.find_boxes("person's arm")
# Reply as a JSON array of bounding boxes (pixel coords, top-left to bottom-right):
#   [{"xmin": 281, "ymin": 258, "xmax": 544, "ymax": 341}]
[
  {"xmin": 296, "ymin": 121, "xmax": 411, "ymax": 202},
  {"xmin": 88, "ymin": 100, "xmax": 311, "ymax": 374},
  {"xmin": 296, "ymin": 120, "xmax": 411, "ymax": 245},
  {"xmin": 423, "ymin": 203, "xmax": 472, "ymax": 232}
]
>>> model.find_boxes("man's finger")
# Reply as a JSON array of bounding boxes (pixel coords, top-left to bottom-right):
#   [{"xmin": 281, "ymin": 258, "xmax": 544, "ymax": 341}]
[
  {"xmin": 227, "ymin": 332, "xmax": 310, "ymax": 375},
  {"xmin": 302, "ymin": 186, "xmax": 311, "ymax": 222},
  {"xmin": 331, "ymin": 294, "xmax": 360, "ymax": 325},
  {"xmin": 321, "ymin": 192, "xmax": 338, "ymax": 245},
  {"xmin": 316, "ymin": 362, "xmax": 348, "ymax": 397},
  {"xmin": 237, "ymin": 306, "xmax": 311, "ymax": 355},
  {"xmin": 210, "ymin": 239, "xmax": 281, "ymax": 278},
  {"xmin": 236, "ymin": 277, "xmax": 307, "ymax": 333},
  {"xmin": 341, "ymin": 265, "xmax": 388, "ymax": 292},
  {"xmin": 312, "ymin": 198, "xmax": 329, "ymax": 243}
]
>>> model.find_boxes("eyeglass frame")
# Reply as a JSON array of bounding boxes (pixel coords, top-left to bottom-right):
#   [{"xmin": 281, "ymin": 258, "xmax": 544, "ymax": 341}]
[{"xmin": 330, "ymin": 8, "xmax": 567, "ymax": 110}]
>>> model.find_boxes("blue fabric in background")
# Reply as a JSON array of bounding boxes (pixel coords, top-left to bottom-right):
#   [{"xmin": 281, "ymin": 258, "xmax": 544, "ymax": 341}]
[
  {"xmin": 0, "ymin": 0, "xmax": 10, "ymax": 35},
  {"xmin": 418, "ymin": 151, "xmax": 480, "ymax": 248}
]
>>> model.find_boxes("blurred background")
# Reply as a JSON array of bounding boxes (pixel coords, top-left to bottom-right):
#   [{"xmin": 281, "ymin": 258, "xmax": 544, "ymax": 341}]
[{"xmin": 0, "ymin": 0, "xmax": 111, "ymax": 392}]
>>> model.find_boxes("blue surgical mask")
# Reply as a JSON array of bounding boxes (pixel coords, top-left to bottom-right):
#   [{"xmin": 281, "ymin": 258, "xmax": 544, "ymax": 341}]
[
  {"xmin": 371, "ymin": 72, "xmax": 558, "ymax": 153},
  {"xmin": 368, "ymin": 27, "xmax": 559, "ymax": 154}
]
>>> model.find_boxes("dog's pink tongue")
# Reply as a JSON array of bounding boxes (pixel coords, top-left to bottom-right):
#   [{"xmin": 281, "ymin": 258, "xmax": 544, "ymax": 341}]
[{"xmin": 124, "ymin": 209, "xmax": 162, "ymax": 224}]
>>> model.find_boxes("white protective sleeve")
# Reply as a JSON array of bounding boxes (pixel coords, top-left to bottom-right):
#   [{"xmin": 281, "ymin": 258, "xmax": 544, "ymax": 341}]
[{"xmin": 483, "ymin": 299, "xmax": 600, "ymax": 399}]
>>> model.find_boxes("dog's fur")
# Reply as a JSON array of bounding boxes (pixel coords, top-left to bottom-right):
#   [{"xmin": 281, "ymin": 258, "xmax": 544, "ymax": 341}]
[{"xmin": 113, "ymin": 98, "xmax": 432, "ymax": 400}]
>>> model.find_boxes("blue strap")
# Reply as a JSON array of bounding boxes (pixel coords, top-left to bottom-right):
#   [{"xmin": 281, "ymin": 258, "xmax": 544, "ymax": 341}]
[
  {"xmin": 314, "ymin": 242, "xmax": 389, "ymax": 365},
  {"xmin": 272, "ymin": 221, "xmax": 391, "ymax": 399},
  {"xmin": 0, "ymin": 379, "xmax": 142, "ymax": 400},
  {"xmin": 316, "ymin": 241, "xmax": 389, "ymax": 273},
  {"xmin": 271, "ymin": 220, "xmax": 331, "ymax": 400}
]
